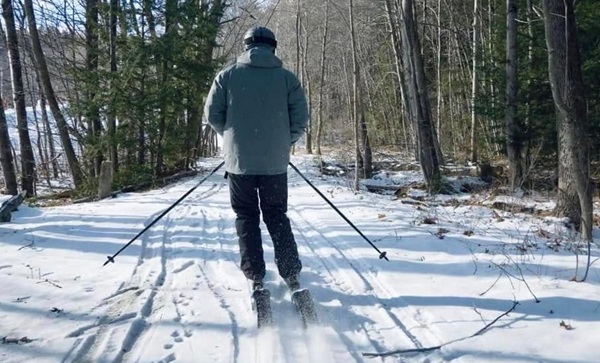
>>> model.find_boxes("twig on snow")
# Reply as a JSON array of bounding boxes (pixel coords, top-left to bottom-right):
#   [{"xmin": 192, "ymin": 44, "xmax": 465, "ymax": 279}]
[
  {"xmin": 479, "ymin": 272, "xmax": 502, "ymax": 296},
  {"xmin": 362, "ymin": 300, "xmax": 519, "ymax": 358},
  {"xmin": 36, "ymin": 279, "xmax": 62, "ymax": 288},
  {"xmin": 18, "ymin": 241, "xmax": 34, "ymax": 250},
  {"xmin": 469, "ymin": 300, "xmax": 519, "ymax": 337}
]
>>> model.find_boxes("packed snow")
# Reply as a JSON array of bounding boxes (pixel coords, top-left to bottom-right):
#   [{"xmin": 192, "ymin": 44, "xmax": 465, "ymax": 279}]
[{"xmin": 0, "ymin": 153, "xmax": 599, "ymax": 363}]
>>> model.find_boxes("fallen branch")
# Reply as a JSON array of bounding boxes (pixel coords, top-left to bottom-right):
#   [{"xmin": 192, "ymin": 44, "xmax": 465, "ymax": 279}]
[
  {"xmin": 0, "ymin": 191, "xmax": 27, "ymax": 222},
  {"xmin": 2, "ymin": 336, "xmax": 34, "ymax": 344},
  {"xmin": 75, "ymin": 169, "xmax": 202, "ymax": 204},
  {"xmin": 362, "ymin": 300, "xmax": 519, "ymax": 358}
]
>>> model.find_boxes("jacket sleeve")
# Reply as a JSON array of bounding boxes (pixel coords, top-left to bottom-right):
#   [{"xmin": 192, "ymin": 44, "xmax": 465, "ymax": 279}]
[
  {"xmin": 288, "ymin": 74, "xmax": 309, "ymax": 144},
  {"xmin": 204, "ymin": 72, "xmax": 228, "ymax": 136}
]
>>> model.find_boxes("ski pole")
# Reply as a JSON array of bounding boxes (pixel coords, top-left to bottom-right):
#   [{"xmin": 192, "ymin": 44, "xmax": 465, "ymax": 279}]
[
  {"xmin": 103, "ymin": 161, "xmax": 225, "ymax": 266},
  {"xmin": 289, "ymin": 162, "xmax": 389, "ymax": 261}
]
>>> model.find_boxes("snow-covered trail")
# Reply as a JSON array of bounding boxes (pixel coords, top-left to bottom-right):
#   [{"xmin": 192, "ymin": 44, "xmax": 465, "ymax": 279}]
[
  {"xmin": 56, "ymin": 160, "xmax": 428, "ymax": 363},
  {"xmin": 5, "ymin": 157, "xmax": 598, "ymax": 363}
]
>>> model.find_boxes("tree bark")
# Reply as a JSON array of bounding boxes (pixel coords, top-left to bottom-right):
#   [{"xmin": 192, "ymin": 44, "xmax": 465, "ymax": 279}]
[
  {"xmin": 2, "ymin": 0, "xmax": 36, "ymax": 196},
  {"xmin": 108, "ymin": 0, "xmax": 118, "ymax": 172},
  {"xmin": 0, "ymin": 95, "xmax": 17, "ymax": 195},
  {"xmin": 23, "ymin": 0, "xmax": 83, "ymax": 188},
  {"xmin": 40, "ymin": 91, "xmax": 58, "ymax": 178},
  {"xmin": 542, "ymin": 0, "xmax": 593, "ymax": 240},
  {"xmin": 505, "ymin": 0, "xmax": 523, "ymax": 190},
  {"xmin": 85, "ymin": 0, "xmax": 102, "ymax": 177},
  {"xmin": 398, "ymin": 0, "xmax": 442, "ymax": 191},
  {"xmin": 315, "ymin": 1, "xmax": 329, "ymax": 156},
  {"xmin": 470, "ymin": 0, "xmax": 479, "ymax": 163},
  {"xmin": 349, "ymin": 0, "xmax": 365, "ymax": 189}
]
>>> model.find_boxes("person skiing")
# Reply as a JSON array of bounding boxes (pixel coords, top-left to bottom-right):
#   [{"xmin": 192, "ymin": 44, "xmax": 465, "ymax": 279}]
[{"xmin": 203, "ymin": 26, "xmax": 309, "ymax": 292}]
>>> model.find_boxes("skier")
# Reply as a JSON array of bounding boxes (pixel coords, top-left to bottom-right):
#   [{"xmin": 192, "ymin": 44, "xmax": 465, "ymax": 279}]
[{"xmin": 204, "ymin": 26, "xmax": 309, "ymax": 293}]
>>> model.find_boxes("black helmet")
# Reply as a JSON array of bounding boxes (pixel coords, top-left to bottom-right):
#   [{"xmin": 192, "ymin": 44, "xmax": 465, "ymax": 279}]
[{"xmin": 243, "ymin": 26, "xmax": 277, "ymax": 50}]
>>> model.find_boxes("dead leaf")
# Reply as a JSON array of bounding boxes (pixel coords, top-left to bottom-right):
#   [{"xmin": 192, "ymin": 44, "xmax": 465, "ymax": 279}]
[{"xmin": 559, "ymin": 321, "xmax": 574, "ymax": 330}]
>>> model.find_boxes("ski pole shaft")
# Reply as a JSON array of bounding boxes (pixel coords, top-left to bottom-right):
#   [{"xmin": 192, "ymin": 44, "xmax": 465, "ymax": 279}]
[
  {"xmin": 289, "ymin": 162, "xmax": 388, "ymax": 261},
  {"xmin": 103, "ymin": 161, "xmax": 225, "ymax": 266}
]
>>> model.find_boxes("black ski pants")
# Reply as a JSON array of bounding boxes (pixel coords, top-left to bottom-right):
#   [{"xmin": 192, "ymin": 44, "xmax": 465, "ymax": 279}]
[{"xmin": 228, "ymin": 172, "xmax": 302, "ymax": 281}]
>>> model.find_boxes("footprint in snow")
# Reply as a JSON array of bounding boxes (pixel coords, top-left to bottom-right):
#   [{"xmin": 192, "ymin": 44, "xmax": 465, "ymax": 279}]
[
  {"xmin": 160, "ymin": 353, "xmax": 176, "ymax": 363},
  {"xmin": 171, "ymin": 330, "xmax": 184, "ymax": 343}
]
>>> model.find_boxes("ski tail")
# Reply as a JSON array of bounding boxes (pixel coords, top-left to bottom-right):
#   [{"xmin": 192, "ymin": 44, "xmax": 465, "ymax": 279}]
[
  {"xmin": 291, "ymin": 288, "xmax": 318, "ymax": 328},
  {"xmin": 252, "ymin": 288, "xmax": 273, "ymax": 328}
]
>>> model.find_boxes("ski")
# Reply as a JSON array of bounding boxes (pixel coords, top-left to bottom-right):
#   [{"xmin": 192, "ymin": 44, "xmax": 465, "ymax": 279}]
[
  {"xmin": 252, "ymin": 288, "xmax": 273, "ymax": 328},
  {"xmin": 291, "ymin": 288, "xmax": 318, "ymax": 328}
]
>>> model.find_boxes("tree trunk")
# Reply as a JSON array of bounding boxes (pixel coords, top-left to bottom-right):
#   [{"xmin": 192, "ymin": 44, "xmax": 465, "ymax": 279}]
[
  {"xmin": 399, "ymin": 0, "xmax": 442, "ymax": 191},
  {"xmin": 384, "ymin": 0, "xmax": 414, "ymax": 153},
  {"xmin": 505, "ymin": 0, "xmax": 523, "ymax": 190},
  {"xmin": 154, "ymin": 0, "xmax": 173, "ymax": 175},
  {"xmin": 470, "ymin": 0, "xmax": 479, "ymax": 163},
  {"xmin": 349, "ymin": 0, "xmax": 362, "ymax": 190},
  {"xmin": 524, "ymin": 0, "xmax": 534, "ymax": 174},
  {"xmin": 0, "ymin": 96, "xmax": 17, "ymax": 195},
  {"xmin": 542, "ymin": 0, "xmax": 593, "ymax": 240},
  {"xmin": 108, "ymin": 0, "xmax": 118, "ymax": 172},
  {"xmin": 23, "ymin": 0, "xmax": 83, "ymax": 188},
  {"xmin": 2, "ymin": 0, "xmax": 36, "ymax": 196},
  {"xmin": 85, "ymin": 0, "xmax": 102, "ymax": 177},
  {"xmin": 40, "ymin": 92, "xmax": 58, "ymax": 178},
  {"xmin": 302, "ymin": 19, "xmax": 312, "ymax": 154},
  {"xmin": 360, "ymin": 110, "xmax": 372, "ymax": 178},
  {"xmin": 315, "ymin": 1, "xmax": 329, "ymax": 156}
]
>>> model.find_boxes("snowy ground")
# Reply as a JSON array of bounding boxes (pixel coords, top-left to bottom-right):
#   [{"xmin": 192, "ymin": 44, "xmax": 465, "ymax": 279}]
[{"xmin": 0, "ymin": 153, "xmax": 599, "ymax": 363}]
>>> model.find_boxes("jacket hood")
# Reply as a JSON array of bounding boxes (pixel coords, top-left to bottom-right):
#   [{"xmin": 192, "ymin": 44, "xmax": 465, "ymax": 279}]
[{"xmin": 237, "ymin": 46, "xmax": 282, "ymax": 68}]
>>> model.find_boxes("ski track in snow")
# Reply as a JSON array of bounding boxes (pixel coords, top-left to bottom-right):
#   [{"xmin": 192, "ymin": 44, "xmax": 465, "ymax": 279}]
[{"xmin": 60, "ymin": 169, "xmax": 447, "ymax": 363}]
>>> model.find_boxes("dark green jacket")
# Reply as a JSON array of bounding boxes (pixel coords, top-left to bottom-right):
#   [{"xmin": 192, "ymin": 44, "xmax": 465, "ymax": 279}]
[{"xmin": 204, "ymin": 46, "xmax": 308, "ymax": 175}]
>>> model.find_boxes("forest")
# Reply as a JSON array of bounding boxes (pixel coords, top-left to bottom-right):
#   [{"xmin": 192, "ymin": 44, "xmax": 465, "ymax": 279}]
[{"xmin": 0, "ymin": 0, "xmax": 598, "ymax": 238}]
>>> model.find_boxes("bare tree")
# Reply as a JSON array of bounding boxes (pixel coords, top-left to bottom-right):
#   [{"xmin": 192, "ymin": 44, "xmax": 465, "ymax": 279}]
[
  {"xmin": 542, "ymin": 0, "xmax": 592, "ymax": 240},
  {"xmin": 2, "ymin": 0, "xmax": 36, "ymax": 196},
  {"xmin": 23, "ymin": 0, "xmax": 83, "ymax": 188},
  {"xmin": 398, "ymin": 0, "xmax": 442, "ymax": 191}
]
